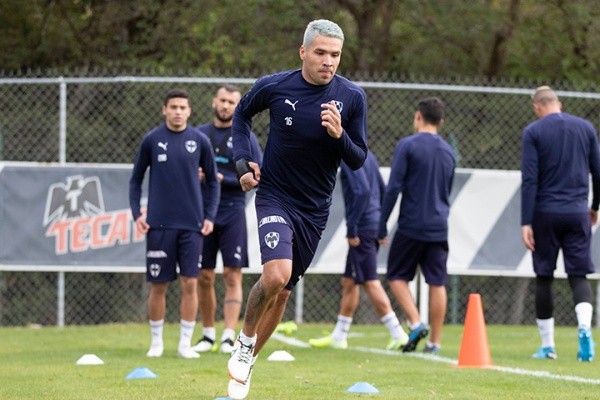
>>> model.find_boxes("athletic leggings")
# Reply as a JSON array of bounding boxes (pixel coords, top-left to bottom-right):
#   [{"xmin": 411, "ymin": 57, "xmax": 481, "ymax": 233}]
[{"xmin": 535, "ymin": 275, "xmax": 592, "ymax": 319}]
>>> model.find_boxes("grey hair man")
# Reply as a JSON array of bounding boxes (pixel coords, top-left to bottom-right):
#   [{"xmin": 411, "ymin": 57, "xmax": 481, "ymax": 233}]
[{"xmin": 226, "ymin": 18, "xmax": 368, "ymax": 399}]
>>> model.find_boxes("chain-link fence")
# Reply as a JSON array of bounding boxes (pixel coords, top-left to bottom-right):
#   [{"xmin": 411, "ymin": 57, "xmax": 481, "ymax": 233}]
[
  {"xmin": 1, "ymin": 271, "xmax": 596, "ymax": 328},
  {"xmin": 1, "ymin": 74, "xmax": 600, "ymax": 328}
]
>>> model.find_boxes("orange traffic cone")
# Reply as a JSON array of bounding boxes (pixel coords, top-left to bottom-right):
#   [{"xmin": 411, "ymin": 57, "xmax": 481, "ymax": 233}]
[{"xmin": 457, "ymin": 293, "xmax": 492, "ymax": 367}]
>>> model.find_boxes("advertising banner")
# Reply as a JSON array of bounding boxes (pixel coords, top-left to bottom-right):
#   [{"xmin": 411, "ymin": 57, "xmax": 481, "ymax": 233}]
[
  {"xmin": 1, "ymin": 162, "xmax": 598, "ymax": 277},
  {"xmin": 0, "ymin": 163, "xmax": 145, "ymax": 271}
]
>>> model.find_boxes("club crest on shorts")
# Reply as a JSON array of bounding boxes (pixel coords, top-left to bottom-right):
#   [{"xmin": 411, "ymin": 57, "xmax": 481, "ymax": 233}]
[
  {"xmin": 185, "ymin": 140, "xmax": 197, "ymax": 153},
  {"xmin": 149, "ymin": 263, "xmax": 161, "ymax": 278},
  {"xmin": 264, "ymin": 231, "xmax": 280, "ymax": 249}
]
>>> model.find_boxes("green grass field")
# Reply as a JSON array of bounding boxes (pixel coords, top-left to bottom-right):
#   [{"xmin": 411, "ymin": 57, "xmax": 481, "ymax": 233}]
[{"xmin": 0, "ymin": 323, "xmax": 598, "ymax": 399}]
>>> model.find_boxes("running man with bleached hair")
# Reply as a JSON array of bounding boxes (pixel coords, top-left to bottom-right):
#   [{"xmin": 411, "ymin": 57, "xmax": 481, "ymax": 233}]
[{"xmin": 225, "ymin": 18, "xmax": 368, "ymax": 399}]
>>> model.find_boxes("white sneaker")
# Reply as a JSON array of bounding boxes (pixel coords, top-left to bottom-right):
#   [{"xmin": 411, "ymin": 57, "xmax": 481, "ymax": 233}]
[
  {"xmin": 228, "ymin": 355, "xmax": 257, "ymax": 399},
  {"xmin": 220, "ymin": 338, "xmax": 235, "ymax": 354},
  {"xmin": 178, "ymin": 346, "xmax": 200, "ymax": 359},
  {"xmin": 191, "ymin": 336, "xmax": 216, "ymax": 352},
  {"xmin": 146, "ymin": 343, "xmax": 164, "ymax": 357},
  {"xmin": 228, "ymin": 370, "xmax": 252, "ymax": 399},
  {"xmin": 228, "ymin": 337, "xmax": 255, "ymax": 383}
]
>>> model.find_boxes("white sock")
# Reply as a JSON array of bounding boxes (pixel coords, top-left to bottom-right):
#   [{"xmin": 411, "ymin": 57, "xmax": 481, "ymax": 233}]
[
  {"xmin": 203, "ymin": 326, "xmax": 216, "ymax": 342},
  {"xmin": 409, "ymin": 321, "xmax": 422, "ymax": 331},
  {"xmin": 332, "ymin": 315, "xmax": 353, "ymax": 342},
  {"xmin": 536, "ymin": 317, "xmax": 555, "ymax": 348},
  {"xmin": 149, "ymin": 319, "xmax": 164, "ymax": 346},
  {"xmin": 239, "ymin": 331, "xmax": 257, "ymax": 346},
  {"xmin": 179, "ymin": 319, "xmax": 196, "ymax": 349},
  {"xmin": 575, "ymin": 302, "xmax": 593, "ymax": 330},
  {"xmin": 221, "ymin": 328, "xmax": 235, "ymax": 342},
  {"xmin": 381, "ymin": 311, "xmax": 404, "ymax": 340}
]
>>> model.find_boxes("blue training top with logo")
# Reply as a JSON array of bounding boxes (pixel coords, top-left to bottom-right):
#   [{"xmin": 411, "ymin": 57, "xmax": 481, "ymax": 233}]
[
  {"xmin": 232, "ymin": 69, "xmax": 368, "ymax": 226},
  {"xmin": 129, "ymin": 124, "xmax": 220, "ymax": 231}
]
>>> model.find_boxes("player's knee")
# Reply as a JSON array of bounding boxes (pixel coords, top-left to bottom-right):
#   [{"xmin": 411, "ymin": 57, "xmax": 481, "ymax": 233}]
[
  {"xmin": 259, "ymin": 273, "xmax": 289, "ymax": 295},
  {"xmin": 198, "ymin": 270, "xmax": 215, "ymax": 288},
  {"xmin": 223, "ymin": 268, "xmax": 242, "ymax": 287}
]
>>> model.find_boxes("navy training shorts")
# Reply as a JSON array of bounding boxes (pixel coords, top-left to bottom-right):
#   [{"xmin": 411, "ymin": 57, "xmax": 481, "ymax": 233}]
[
  {"xmin": 202, "ymin": 205, "xmax": 248, "ymax": 269},
  {"xmin": 343, "ymin": 231, "xmax": 380, "ymax": 284},
  {"xmin": 531, "ymin": 211, "xmax": 595, "ymax": 277},
  {"xmin": 255, "ymin": 195, "xmax": 324, "ymax": 290},
  {"xmin": 387, "ymin": 231, "xmax": 448, "ymax": 286},
  {"xmin": 145, "ymin": 229, "xmax": 203, "ymax": 282}
]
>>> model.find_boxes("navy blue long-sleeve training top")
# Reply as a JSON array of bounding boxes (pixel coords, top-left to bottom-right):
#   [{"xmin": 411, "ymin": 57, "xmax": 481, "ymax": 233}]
[
  {"xmin": 232, "ymin": 69, "xmax": 368, "ymax": 223},
  {"xmin": 198, "ymin": 123, "xmax": 262, "ymax": 208},
  {"xmin": 129, "ymin": 124, "xmax": 220, "ymax": 231},
  {"xmin": 340, "ymin": 150, "xmax": 384, "ymax": 237},
  {"xmin": 521, "ymin": 112, "xmax": 600, "ymax": 225},
  {"xmin": 379, "ymin": 133, "xmax": 455, "ymax": 242}
]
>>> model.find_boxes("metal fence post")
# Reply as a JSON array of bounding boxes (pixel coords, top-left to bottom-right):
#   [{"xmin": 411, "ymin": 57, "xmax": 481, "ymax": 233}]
[
  {"xmin": 418, "ymin": 272, "xmax": 429, "ymax": 324},
  {"xmin": 295, "ymin": 278, "xmax": 304, "ymax": 324},
  {"xmin": 57, "ymin": 271, "xmax": 65, "ymax": 327},
  {"xmin": 0, "ymin": 121, "xmax": 3, "ymax": 160},
  {"xmin": 59, "ymin": 77, "xmax": 67, "ymax": 164},
  {"xmin": 57, "ymin": 78, "xmax": 67, "ymax": 327},
  {"xmin": 450, "ymin": 275, "xmax": 459, "ymax": 324}
]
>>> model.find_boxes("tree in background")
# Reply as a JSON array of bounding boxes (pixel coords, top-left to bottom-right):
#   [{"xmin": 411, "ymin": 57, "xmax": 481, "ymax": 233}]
[{"xmin": 1, "ymin": 0, "xmax": 600, "ymax": 83}]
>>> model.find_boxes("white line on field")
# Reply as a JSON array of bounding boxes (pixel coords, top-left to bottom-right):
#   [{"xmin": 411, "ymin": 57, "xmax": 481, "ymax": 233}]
[{"xmin": 271, "ymin": 334, "xmax": 600, "ymax": 385}]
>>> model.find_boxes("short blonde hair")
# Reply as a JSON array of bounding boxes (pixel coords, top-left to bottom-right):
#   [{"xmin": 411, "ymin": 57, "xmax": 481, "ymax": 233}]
[
  {"xmin": 531, "ymin": 86, "xmax": 558, "ymax": 104},
  {"xmin": 303, "ymin": 19, "xmax": 344, "ymax": 47}
]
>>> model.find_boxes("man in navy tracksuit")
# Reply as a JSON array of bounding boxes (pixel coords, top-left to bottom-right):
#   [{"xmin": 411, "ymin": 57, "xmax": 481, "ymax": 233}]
[
  {"xmin": 309, "ymin": 150, "xmax": 409, "ymax": 351},
  {"xmin": 192, "ymin": 84, "xmax": 262, "ymax": 354},
  {"xmin": 226, "ymin": 19, "xmax": 368, "ymax": 399},
  {"xmin": 379, "ymin": 97, "xmax": 455, "ymax": 354},
  {"xmin": 129, "ymin": 88, "xmax": 220, "ymax": 359},
  {"xmin": 521, "ymin": 86, "xmax": 600, "ymax": 362}
]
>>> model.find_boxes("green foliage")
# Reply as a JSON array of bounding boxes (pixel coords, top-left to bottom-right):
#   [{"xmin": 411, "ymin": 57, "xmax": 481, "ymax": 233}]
[{"xmin": 2, "ymin": 0, "xmax": 600, "ymax": 83}]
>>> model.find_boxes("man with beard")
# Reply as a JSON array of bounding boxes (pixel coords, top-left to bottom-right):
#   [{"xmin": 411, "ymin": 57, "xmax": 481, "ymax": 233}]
[
  {"xmin": 227, "ymin": 19, "xmax": 368, "ymax": 399},
  {"xmin": 192, "ymin": 84, "xmax": 262, "ymax": 354}
]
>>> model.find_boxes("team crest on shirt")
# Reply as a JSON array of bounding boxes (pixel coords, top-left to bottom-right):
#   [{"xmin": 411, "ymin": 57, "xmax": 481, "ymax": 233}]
[
  {"xmin": 185, "ymin": 140, "xmax": 197, "ymax": 153},
  {"xmin": 333, "ymin": 100, "xmax": 343, "ymax": 113},
  {"xmin": 150, "ymin": 263, "xmax": 161, "ymax": 277},
  {"xmin": 264, "ymin": 231, "xmax": 280, "ymax": 249},
  {"xmin": 227, "ymin": 136, "xmax": 233, "ymax": 149}
]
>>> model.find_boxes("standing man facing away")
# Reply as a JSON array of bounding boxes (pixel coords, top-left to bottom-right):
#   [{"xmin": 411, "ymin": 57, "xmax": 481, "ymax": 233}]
[
  {"xmin": 379, "ymin": 97, "xmax": 455, "ymax": 354},
  {"xmin": 521, "ymin": 86, "xmax": 599, "ymax": 362},
  {"xmin": 309, "ymin": 150, "xmax": 409, "ymax": 350},
  {"xmin": 227, "ymin": 19, "xmax": 368, "ymax": 399},
  {"xmin": 129, "ymin": 88, "xmax": 220, "ymax": 359},
  {"xmin": 192, "ymin": 84, "xmax": 262, "ymax": 354}
]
